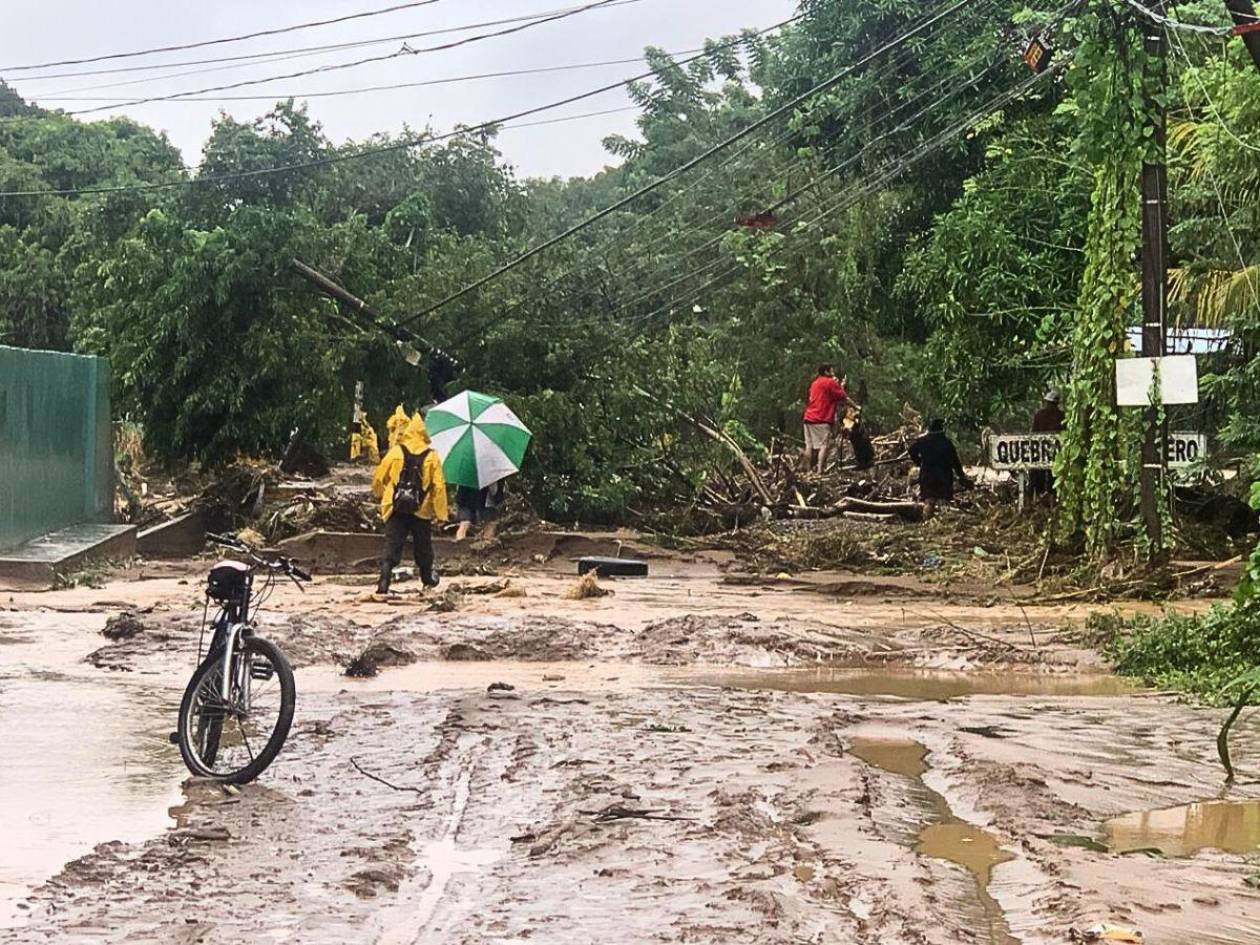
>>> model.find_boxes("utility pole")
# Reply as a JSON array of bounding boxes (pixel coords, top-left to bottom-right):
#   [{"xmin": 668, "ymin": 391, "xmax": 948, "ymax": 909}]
[{"xmin": 1139, "ymin": 1, "xmax": 1170, "ymax": 555}]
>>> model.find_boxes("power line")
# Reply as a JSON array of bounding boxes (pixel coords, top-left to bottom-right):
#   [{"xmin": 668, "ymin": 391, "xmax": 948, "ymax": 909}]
[
  {"xmin": 16, "ymin": 0, "xmax": 647, "ymax": 88},
  {"xmin": 0, "ymin": 16, "xmax": 800, "ymax": 198},
  {"xmin": 599, "ymin": 47, "xmax": 1014, "ymax": 320},
  {"xmin": 541, "ymin": 27, "xmax": 1016, "ymax": 326},
  {"xmin": 1166, "ymin": 28, "xmax": 1260, "ymax": 310},
  {"xmin": 395, "ymin": 0, "xmax": 979, "ymax": 327},
  {"xmin": 27, "ymin": 52, "xmax": 700, "ymax": 104},
  {"xmin": 610, "ymin": 61, "xmax": 1069, "ymax": 331},
  {"xmin": 0, "ymin": 1, "xmax": 447, "ymax": 73},
  {"xmin": 488, "ymin": 21, "xmax": 965, "ymax": 322},
  {"xmin": 495, "ymin": 0, "xmax": 1075, "ymax": 327},
  {"xmin": 40, "ymin": 0, "xmax": 648, "ymax": 118},
  {"xmin": 1119, "ymin": 0, "xmax": 1232, "ymax": 36}
]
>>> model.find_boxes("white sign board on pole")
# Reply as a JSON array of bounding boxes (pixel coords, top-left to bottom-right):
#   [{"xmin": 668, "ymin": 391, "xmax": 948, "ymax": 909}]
[
  {"xmin": 989, "ymin": 433, "xmax": 1062, "ymax": 470},
  {"xmin": 989, "ymin": 432, "xmax": 1206, "ymax": 471},
  {"xmin": 1115, "ymin": 354, "xmax": 1199, "ymax": 406}
]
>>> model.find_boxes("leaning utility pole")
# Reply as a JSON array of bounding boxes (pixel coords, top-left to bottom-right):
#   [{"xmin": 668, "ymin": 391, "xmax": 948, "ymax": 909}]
[{"xmin": 1139, "ymin": 1, "xmax": 1170, "ymax": 555}]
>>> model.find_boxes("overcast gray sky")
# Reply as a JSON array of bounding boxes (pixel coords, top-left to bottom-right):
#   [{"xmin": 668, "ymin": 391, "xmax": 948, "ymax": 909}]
[{"xmin": 0, "ymin": 0, "xmax": 797, "ymax": 180}]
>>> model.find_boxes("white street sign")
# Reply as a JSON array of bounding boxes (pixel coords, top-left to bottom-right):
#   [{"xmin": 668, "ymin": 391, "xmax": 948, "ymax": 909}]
[{"xmin": 989, "ymin": 432, "xmax": 1205, "ymax": 471}]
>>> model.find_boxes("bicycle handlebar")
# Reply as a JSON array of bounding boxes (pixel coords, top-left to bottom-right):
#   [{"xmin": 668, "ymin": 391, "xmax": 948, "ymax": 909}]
[{"xmin": 206, "ymin": 532, "xmax": 312, "ymax": 585}]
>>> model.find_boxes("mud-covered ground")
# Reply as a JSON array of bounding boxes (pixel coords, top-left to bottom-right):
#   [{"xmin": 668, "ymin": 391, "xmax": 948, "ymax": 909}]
[{"xmin": 2, "ymin": 557, "xmax": 1259, "ymax": 945}]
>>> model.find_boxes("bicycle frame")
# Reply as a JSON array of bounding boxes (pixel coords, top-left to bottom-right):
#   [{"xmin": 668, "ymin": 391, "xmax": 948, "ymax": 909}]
[
  {"xmin": 204, "ymin": 566, "xmax": 258, "ymax": 708},
  {"xmin": 218, "ymin": 621, "xmax": 247, "ymax": 706}
]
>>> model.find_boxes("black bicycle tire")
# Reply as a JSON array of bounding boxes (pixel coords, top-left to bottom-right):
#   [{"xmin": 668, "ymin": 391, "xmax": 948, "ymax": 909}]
[{"xmin": 177, "ymin": 635, "xmax": 295, "ymax": 784}]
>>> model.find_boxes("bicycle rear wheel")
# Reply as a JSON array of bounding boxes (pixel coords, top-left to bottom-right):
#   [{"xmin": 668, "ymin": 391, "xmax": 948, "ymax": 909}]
[{"xmin": 178, "ymin": 635, "xmax": 295, "ymax": 784}]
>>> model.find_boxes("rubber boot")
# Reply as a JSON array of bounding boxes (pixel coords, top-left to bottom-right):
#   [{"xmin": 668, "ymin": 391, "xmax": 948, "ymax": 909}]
[{"xmin": 376, "ymin": 564, "xmax": 392, "ymax": 596}]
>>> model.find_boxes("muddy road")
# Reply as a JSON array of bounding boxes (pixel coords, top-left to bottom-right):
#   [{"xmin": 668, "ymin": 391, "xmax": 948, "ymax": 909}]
[{"xmin": 2, "ymin": 561, "xmax": 1258, "ymax": 944}]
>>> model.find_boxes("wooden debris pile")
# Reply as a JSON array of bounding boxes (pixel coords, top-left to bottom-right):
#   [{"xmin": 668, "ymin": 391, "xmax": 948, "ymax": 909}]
[{"xmin": 694, "ymin": 412, "xmax": 925, "ymax": 526}]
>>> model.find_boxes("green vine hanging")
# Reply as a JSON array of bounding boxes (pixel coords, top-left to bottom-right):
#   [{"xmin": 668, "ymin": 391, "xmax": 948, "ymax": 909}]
[{"xmin": 1054, "ymin": 7, "xmax": 1157, "ymax": 558}]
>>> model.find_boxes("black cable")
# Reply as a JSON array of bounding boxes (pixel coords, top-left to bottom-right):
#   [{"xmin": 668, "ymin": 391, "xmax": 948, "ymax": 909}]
[
  {"xmin": 618, "ymin": 61, "xmax": 1071, "ymax": 330},
  {"xmin": 18, "ymin": 0, "xmax": 647, "ymax": 88},
  {"xmin": 396, "ymin": 0, "xmax": 979, "ymax": 327},
  {"xmin": 0, "ymin": 16, "xmax": 800, "ymax": 198},
  {"xmin": 496, "ymin": 0, "xmax": 1079, "ymax": 330},
  {"xmin": 0, "ymin": 1, "xmax": 447, "ymax": 73},
  {"xmin": 45, "ymin": 0, "xmax": 648, "ymax": 118},
  {"xmin": 30, "ymin": 51, "xmax": 703, "ymax": 104},
  {"xmin": 500, "ymin": 21, "xmax": 1010, "ymax": 328}
]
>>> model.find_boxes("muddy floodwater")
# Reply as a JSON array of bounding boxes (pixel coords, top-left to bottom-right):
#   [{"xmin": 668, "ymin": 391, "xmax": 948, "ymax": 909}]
[
  {"xmin": 851, "ymin": 737, "xmax": 1017, "ymax": 945},
  {"xmin": 1105, "ymin": 799, "xmax": 1260, "ymax": 857},
  {"xmin": 2, "ymin": 567, "xmax": 1260, "ymax": 944},
  {"xmin": 0, "ymin": 613, "xmax": 184, "ymax": 928}
]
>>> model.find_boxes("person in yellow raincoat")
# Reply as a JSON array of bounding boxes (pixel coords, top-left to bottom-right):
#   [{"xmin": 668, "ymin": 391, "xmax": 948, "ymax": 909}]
[
  {"xmin": 386, "ymin": 405, "xmax": 410, "ymax": 449},
  {"xmin": 371, "ymin": 413, "xmax": 449, "ymax": 594}
]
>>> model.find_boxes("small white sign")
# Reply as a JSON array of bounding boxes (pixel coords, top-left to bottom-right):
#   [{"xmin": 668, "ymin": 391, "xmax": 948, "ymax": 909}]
[
  {"xmin": 989, "ymin": 433, "xmax": 1062, "ymax": 470},
  {"xmin": 1165, "ymin": 432, "xmax": 1207, "ymax": 467},
  {"xmin": 1115, "ymin": 354, "xmax": 1199, "ymax": 406}
]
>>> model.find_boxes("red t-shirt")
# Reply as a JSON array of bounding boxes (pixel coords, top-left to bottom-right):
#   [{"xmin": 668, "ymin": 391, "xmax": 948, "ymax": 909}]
[{"xmin": 803, "ymin": 375, "xmax": 848, "ymax": 424}]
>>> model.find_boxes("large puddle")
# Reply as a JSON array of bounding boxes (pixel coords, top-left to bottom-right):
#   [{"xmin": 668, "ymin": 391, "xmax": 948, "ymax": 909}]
[
  {"xmin": 0, "ymin": 616, "xmax": 184, "ymax": 929},
  {"xmin": 1105, "ymin": 799, "xmax": 1260, "ymax": 857},
  {"xmin": 850, "ymin": 737, "xmax": 1017, "ymax": 945},
  {"xmin": 302, "ymin": 661, "xmax": 1136, "ymax": 701}
]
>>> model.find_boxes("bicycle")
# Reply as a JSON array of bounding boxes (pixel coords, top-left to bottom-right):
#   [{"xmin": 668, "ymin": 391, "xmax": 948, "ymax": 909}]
[{"xmin": 175, "ymin": 532, "xmax": 312, "ymax": 784}]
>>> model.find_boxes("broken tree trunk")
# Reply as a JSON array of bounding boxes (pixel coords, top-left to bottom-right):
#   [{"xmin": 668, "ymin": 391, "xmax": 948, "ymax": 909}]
[
  {"xmin": 693, "ymin": 419, "xmax": 776, "ymax": 508},
  {"xmin": 836, "ymin": 497, "xmax": 923, "ymax": 522}
]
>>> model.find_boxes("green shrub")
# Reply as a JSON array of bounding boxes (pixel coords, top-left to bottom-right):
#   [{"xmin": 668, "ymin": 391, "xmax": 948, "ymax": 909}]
[{"xmin": 1099, "ymin": 598, "xmax": 1260, "ymax": 703}]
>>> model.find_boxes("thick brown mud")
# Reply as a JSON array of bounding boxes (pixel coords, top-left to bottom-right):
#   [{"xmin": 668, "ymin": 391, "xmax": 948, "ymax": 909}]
[
  {"xmin": 850, "ymin": 737, "xmax": 1017, "ymax": 945},
  {"xmin": 2, "ymin": 564, "xmax": 1259, "ymax": 944}
]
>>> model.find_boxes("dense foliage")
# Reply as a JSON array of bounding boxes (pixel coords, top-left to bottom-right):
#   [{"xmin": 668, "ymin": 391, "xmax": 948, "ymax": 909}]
[{"xmin": 0, "ymin": 0, "xmax": 1257, "ymax": 527}]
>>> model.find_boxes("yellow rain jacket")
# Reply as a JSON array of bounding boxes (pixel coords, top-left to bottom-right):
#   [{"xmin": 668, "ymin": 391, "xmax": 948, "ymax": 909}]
[
  {"xmin": 349, "ymin": 413, "xmax": 380, "ymax": 464},
  {"xmin": 386, "ymin": 404, "xmax": 410, "ymax": 448},
  {"xmin": 372, "ymin": 414, "xmax": 449, "ymax": 522}
]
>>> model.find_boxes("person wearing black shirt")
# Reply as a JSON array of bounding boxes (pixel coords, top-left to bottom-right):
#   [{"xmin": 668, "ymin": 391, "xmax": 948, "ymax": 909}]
[
  {"xmin": 908, "ymin": 419, "xmax": 971, "ymax": 519},
  {"xmin": 1030, "ymin": 390, "xmax": 1064, "ymax": 497}
]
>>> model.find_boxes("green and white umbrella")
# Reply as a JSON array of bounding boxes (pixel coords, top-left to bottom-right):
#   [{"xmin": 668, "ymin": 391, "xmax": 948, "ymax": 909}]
[{"xmin": 425, "ymin": 390, "xmax": 531, "ymax": 489}]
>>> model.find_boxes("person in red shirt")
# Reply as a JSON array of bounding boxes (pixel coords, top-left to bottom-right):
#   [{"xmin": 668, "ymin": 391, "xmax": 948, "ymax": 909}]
[{"xmin": 802, "ymin": 364, "xmax": 849, "ymax": 473}]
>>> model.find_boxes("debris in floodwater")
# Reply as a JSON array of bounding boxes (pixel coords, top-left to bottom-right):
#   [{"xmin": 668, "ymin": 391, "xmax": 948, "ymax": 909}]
[
  {"xmin": 793, "ymin": 864, "xmax": 815, "ymax": 882},
  {"xmin": 101, "ymin": 611, "xmax": 147, "ymax": 640},
  {"xmin": 344, "ymin": 641, "xmax": 415, "ymax": 678},
  {"xmin": 1104, "ymin": 799, "xmax": 1260, "ymax": 857},
  {"xmin": 565, "ymin": 572, "xmax": 613, "ymax": 600},
  {"xmin": 1038, "ymin": 832, "xmax": 1109, "ymax": 852}
]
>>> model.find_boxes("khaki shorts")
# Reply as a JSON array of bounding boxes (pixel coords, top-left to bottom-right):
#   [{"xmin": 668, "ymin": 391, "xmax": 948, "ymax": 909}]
[{"xmin": 803, "ymin": 423, "xmax": 832, "ymax": 450}]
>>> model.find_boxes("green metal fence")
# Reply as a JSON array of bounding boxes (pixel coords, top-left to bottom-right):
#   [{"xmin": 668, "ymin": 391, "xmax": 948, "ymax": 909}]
[{"xmin": 0, "ymin": 345, "xmax": 113, "ymax": 551}]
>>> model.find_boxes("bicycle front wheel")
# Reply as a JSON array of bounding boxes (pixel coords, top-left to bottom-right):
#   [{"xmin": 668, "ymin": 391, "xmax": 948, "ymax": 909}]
[{"xmin": 178, "ymin": 635, "xmax": 295, "ymax": 784}]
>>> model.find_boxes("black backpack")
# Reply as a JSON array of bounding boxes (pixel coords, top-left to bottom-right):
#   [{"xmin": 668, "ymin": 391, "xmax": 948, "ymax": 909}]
[{"xmin": 392, "ymin": 445, "xmax": 431, "ymax": 516}]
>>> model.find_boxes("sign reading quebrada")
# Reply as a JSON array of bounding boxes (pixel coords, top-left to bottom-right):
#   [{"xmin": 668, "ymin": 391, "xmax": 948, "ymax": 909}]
[{"xmin": 989, "ymin": 433, "xmax": 1206, "ymax": 471}]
